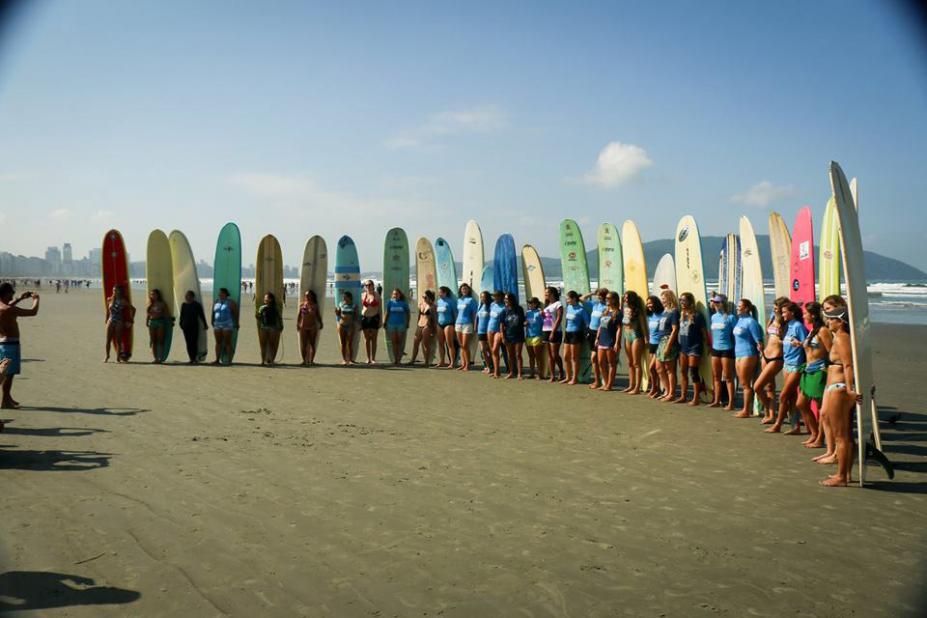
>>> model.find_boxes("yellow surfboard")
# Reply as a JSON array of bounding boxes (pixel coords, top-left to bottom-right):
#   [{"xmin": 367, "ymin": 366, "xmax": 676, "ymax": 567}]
[
  {"xmin": 768, "ymin": 212, "xmax": 791, "ymax": 300},
  {"xmin": 255, "ymin": 234, "xmax": 285, "ymax": 362},
  {"xmin": 621, "ymin": 220, "xmax": 649, "ymax": 389},
  {"xmin": 415, "ymin": 237, "xmax": 437, "ymax": 364},
  {"xmin": 146, "ymin": 229, "xmax": 175, "ymax": 362}
]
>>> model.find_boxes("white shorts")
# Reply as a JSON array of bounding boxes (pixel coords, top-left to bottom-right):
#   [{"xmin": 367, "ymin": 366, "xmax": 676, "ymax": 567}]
[{"xmin": 455, "ymin": 324, "xmax": 474, "ymax": 335}]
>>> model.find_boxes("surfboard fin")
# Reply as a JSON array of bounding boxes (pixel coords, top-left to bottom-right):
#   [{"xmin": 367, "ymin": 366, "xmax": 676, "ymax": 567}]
[{"xmin": 865, "ymin": 442, "xmax": 894, "ymax": 480}]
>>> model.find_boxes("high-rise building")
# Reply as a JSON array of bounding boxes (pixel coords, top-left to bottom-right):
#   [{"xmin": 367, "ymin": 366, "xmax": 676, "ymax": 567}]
[
  {"xmin": 63, "ymin": 243, "xmax": 73, "ymax": 264},
  {"xmin": 45, "ymin": 246, "xmax": 62, "ymax": 265},
  {"xmin": 88, "ymin": 248, "xmax": 102, "ymax": 266}
]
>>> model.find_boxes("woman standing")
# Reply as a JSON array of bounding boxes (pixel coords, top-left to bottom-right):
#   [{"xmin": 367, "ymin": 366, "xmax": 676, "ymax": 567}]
[
  {"xmin": 797, "ymin": 302, "xmax": 830, "ymax": 447},
  {"xmin": 335, "ymin": 290, "xmax": 358, "ymax": 365},
  {"xmin": 361, "ymin": 280, "xmax": 382, "ymax": 364},
  {"xmin": 455, "ymin": 283, "xmax": 478, "ymax": 371},
  {"xmin": 621, "ymin": 291, "xmax": 647, "ymax": 394},
  {"xmin": 524, "ymin": 297, "xmax": 545, "ymax": 379},
  {"xmin": 257, "ymin": 291, "xmax": 283, "ymax": 366},
  {"xmin": 408, "ymin": 290, "xmax": 436, "ymax": 367},
  {"xmin": 500, "ymin": 293, "xmax": 526, "ymax": 379},
  {"xmin": 810, "ymin": 295, "xmax": 844, "ymax": 456},
  {"xmin": 212, "ymin": 287, "xmax": 239, "ymax": 365},
  {"xmin": 476, "ymin": 291, "xmax": 492, "ymax": 373},
  {"xmin": 435, "ymin": 286, "xmax": 458, "ymax": 368},
  {"xmin": 656, "ymin": 290, "xmax": 681, "ymax": 402},
  {"xmin": 562, "ymin": 291, "xmax": 588, "ymax": 385},
  {"xmin": 595, "ymin": 291, "xmax": 621, "ymax": 391},
  {"xmin": 583, "ymin": 289, "xmax": 608, "ymax": 388},
  {"xmin": 755, "ymin": 297, "xmax": 788, "ymax": 423},
  {"xmin": 296, "ymin": 290, "xmax": 321, "ymax": 365},
  {"xmin": 646, "ymin": 295, "xmax": 665, "ymax": 399},
  {"xmin": 732, "ymin": 298, "xmax": 764, "ymax": 418},
  {"xmin": 487, "ymin": 290, "xmax": 506, "ymax": 378},
  {"xmin": 105, "ymin": 285, "xmax": 135, "ymax": 363},
  {"xmin": 146, "ymin": 289, "xmax": 172, "ymax": 363},
  {"xmin": 676, "ymin": 292, "xmax": 709, "ymax": 405},
  {"xmin": 709, "ymin": 294, "xmax": 736, "ymax": 409},
  {"xmin": 765, "ymin": 301, "xmax": 808, "ymax": 433},
  {"xmin": 179, "ymin": 290, "xmax": 207, "ymax": 364},
  {"xmin": 384, "ymin": 288, "xmax": 411, "ymax": 366},
  {"xmin": 542, "ymin": 287, "xmax": 565, "ymax": 383},
  {"xmin": 818, "ymin": 301, "xmax": 857, "ymax": 486}
]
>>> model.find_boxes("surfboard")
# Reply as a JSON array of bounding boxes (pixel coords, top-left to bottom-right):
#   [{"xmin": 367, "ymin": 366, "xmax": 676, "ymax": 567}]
[
  {"xmin": 299, "ymin": 234, "xmax": 328, "ymax": 359},
  {"xmin": 101, "ymin": 229, "xmax": 133, "ymax": 361},
  {"xmin": 493, "ymin": 234, "xmax": 518, "ymax": 302},
  {"xmin": 718, "ymin": 233, "xmax": 741, "ymax": 301},
  {"xmin": 479, "ymin": 264, "xmax": 493, "ymax": 298},
  {"xmin": 790, "ymin": 207, "xmax": 815, "ymax": 309},
  {"xmin": 819, "ymin": 197, "xmax": 841, "ymax": 301},
  {"xmin": 829, "ymin": 162, "xmax": 881, "ymax": 485},
  {"xmin": 739, "ymin": 216, "xmax": 766, "ymax": 415},
  {"xmin": 653, "ymin": 253, "xmax": 676, "ymax": 295},
  {"xmin": 334, "ymin": 235, "xmax": 362, "ymax": 362},
  {"xmin": 415, "ymin": 237, "xmax": 438, "ymax": 364},
  {"xmin": 622, "ymin": 220, "xmax": 649, "ymax": 389},
  {"xmin": 769, "ymin": 212, "xmax": 792, "ymax": 299},
  {"xmin": 169, "ymin": 230, "xmax": 208, "ymax": 362},
  {"xmin": 559, "ymin": 220, "xmax": 591, "ymax": 382},
  {"xmin": 213, "ymin": 222, "xmax": 241, "ymax": 363},
  {"xmin": 674, "ymin": 215, "xmax": 712, "ymax": 398},
  {"xmin": 146, "ymin": 230, "xmax": 174, "ymax": 362},
  {"xmin": 596, "ymin": 222, "xmax": 623, "ymax": 294},
  {"xmin": 461, "ymin": 221, "xmax": 484, "ymax": 364},
  {"xmin": 434, "ymin": 238, "xmax": 458, "ymax": 301},
  {"xmin": 522, "ymin": 243, "xmax": 548, "ymax": 377},
  {"xmin": 382, "ymin": 229, "xmax": 408, "ymax": 363}
]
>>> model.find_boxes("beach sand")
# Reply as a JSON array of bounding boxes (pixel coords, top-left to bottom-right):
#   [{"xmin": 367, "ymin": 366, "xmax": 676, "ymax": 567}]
[{"xmin": 1, "ymin": 289, "xmax": 925, "ymax": 617}]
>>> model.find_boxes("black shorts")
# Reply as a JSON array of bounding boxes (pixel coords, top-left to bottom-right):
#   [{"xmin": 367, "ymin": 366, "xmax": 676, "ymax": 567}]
[
  {"xmin": 564, "ymin": 331, "xmax": 582, "ymax": 345},
  {"xmin": 648, "ymin": 343, "xmax": 659, "ymax": 354},
  {"xmin": 585, "ymin": 328, "xmax": 597, "ymax": 347},
  {"xmin": 543, "ymin": 330, "xmax": 562, "ymax": 344},
  {"xmin": 478, "ymin": 333, "xmax": 488, "ymax": 342},
  {"xmin": 361, "ymin": 315, "xmax": 381, "ymax": 330},
  {"xmin": 711, "ymin": 348, "xmax": 735, "ymax": 359}
]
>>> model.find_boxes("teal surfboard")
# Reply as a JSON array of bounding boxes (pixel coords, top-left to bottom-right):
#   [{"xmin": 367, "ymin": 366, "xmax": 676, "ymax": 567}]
[
  {"xmin": 560, "ymin": 219, "xmax": 591, "ymax": 382},
  {"xmin": 335, "ymin": 235, "xmax": 362, "ymax": 362},
  {"xmin": 434, "ymin": 238, "xmax": 458, "ymax": 302},
  {"xmin": 596, "ymin": 222, "xmax": 623, "ymax": 294},
  {"xmin": 213, "ymin": 222, "xmax": 241, "ymax": 363},
  {"xmin": 383, "ymin": 228, "xmax": 410, "ymax": 363}
]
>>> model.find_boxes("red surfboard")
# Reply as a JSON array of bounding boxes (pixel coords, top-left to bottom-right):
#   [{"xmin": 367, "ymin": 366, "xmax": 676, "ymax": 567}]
[
  {"xmin": 789, "ymin": 206, "xmax": 815, "ymax": 310},
  {"xmin": 101, "ymin": 229, "xmax": 134, "ymax": 361}
]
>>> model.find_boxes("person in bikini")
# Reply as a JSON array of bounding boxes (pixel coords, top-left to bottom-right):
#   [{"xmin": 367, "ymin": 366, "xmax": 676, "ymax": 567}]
[
  {"xmin": 146, "ymin": 289, "xmax": 172, "ymax": 363},
  {"xmin": 621, "ymin": 291, "xmax": 647, "ymax": 395},
  {"xmin": 408, "ymin": 290, "xmax": 436, "ymax": 367},
  {"xmin": 796, "ymin": 302, "xmax": 830, "ymax": 448},
  {"xmin": 335, "ymin": 290, "xmax": 358, "ymax": 365},
  {"xmin": 360, "ymin": 280, "xmax": 382, "ymax": 364},
  {"xmin": 810, "ymin": 295, "xmax": 847, "ymax": 459},
  {"xmin": 296, "ymin": 289, "xmax": 322, "ymax": 365},
  {"xmin": 105, "ymin": 285, "xmax": 135, "ymax": 363},
  {"xmin": 0, "ymin": 282, "xmax": 40, "ymax": 417},
  {"xmin": 754, "ymin": 297, "xmax": 788, "ymax": 422},
  {"xmin": 817, "ymin": 300, "xmax": 858, "ymax": 487}
]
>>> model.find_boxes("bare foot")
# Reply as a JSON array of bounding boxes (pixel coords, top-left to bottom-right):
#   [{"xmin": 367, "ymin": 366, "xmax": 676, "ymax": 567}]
[
  {"xmin": 764, "ymin": 425, "xmax": 782, "ymax": 433},
  {"xmin": 588, "ymin": 383, "xmax": 599, "ymax": 390},
  {"xmin": 784, "ymin": 427, "xmax": 802, "ymax": 436},
  {"xmin": 673, "ymin": 397, "xmax": 687, "ymax": 404},
  {"xmin": 819, "ymin": 475, "xmax": 848, "ymax": 487},
  {"xmin": 567, "ymin": 379, "xmax": 578, "ymax": 385},
  {"xmin": 815, "ymin": 454, "xmax": 837, "ymax": 464},
  {"xmin": 761, "ymin": 418, "xmax": 775, "ymax": 425},
  {"xmin": 505, "ymin": 374, "xmax": 514, "ymax": 380},
  {"xmin": 724, "ymin": 405, "xmax": 735, "ymax": 411},
  {"xmin": 688, "ymin": 399, "xmax": 699, "ymax": 407},
  {"xmin": 733, "ymin": 411, "xmax": 751, "ymax": 418},
  {"xmin": 709, "ymin": 402, "xmax": 721, "ymax": 408},
  {"xmin": 804, "ymin": 442, "xmax": 824, "ymax": 449}
]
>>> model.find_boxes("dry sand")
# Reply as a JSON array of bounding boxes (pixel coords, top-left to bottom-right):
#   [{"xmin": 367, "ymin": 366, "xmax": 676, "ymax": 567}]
[{"xmin": 1, "ymin": 289, "xmax": 925, "ymax": 617}]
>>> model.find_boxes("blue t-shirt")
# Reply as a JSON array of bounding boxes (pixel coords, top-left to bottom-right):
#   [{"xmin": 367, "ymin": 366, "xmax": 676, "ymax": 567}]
[
  {"xmin": 385, "ymin": 299, "xmax": 409, "ymax": 328},
  {"xmin": 782, "ymin": 319, "xmax": 809, "ymax": 366},
  {"xmin": 647, "ymin": 311, "xmax": 663, "ymax": 344},
  {"xmin": 733, "ymin": 316, "xmax": 763, "ymax": 358},
  {"xmin": 435, "ymin": 296, "xmax": 457, "ymax": 327},
  {"xmin": 564, "ymin": 303, "xmax": 588, "ymax": 333},
  {"xmin": 487, "ymin": 302, "xmax": 505, "ymax": 333},
  {"xmin": 586, "ymin": 300, "xmax": 606, "ymax": 331},
  {"xmin": 657, "ymin": 309, "xmax": 679, "ymax": 338},
  {"xmin": 525, "ymin": 308, "xmax": 543, "ymax": 338},
  {"xmin": 456, "ymin": 296, "xmax": 477, "ymax": 325},
  {"xmin": 711, "ymin": 312, "xmax": 736, "ymax": 351},
  {"xmin": 477, "ymin": 303, "xmax": 491, "ymax": 335}
]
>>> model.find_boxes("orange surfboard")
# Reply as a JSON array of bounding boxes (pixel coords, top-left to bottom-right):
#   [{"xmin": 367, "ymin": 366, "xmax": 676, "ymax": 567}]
[{"xmin": 101, "ymin": 229, "xmax": 134, "ymax": 360}]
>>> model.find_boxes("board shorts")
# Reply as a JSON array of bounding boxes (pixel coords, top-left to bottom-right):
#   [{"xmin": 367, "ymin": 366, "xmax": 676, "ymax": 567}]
[
  {"xmin": 711, "ymin": 348, "xmax": 735, "ymax": 359},
  {"xmin": 564, "ymin": 331, "xmax": 582, "ymax": 345},
  {"xmin": 455, "ymin": 323, "xmax": 474, "ymax": 335},
  {"xmin": 680, "ymin": 342, "xmax": 703, "ymax": 357},
  {"xmin": 656, "ymin": 336, "xmax": 679, "ymax": 362},
  {"xmin": 800, "ymin": 367, "xmax": 827, "ymax": 400},
  {"xmin": 542, "ymin": 330, "xmax": 562, "ymax": 344},
  {"xmin": 478, "ymin": 333, "xmax": 488, "ymax": 342},
  {"xmin": 386, "ymin": 323, "xmax": 405, "ymax": 334},
  {"xmin": 504, "ymin": 333, "xmax": 525, "ymax": 344},
  {"xmin": 526, "ymin": 336, "xmax": 542, "ymax": 347},
  {"xmin": 0, "ymin": 341, "xmax": 21, "ymax": 376},
  {"xmin": 648, "ymin": 343, "xmax": 659, "ymax": 354},
  {"xmin": 361, "ymin": 315, "xmax": 381, "ymax": 330},
  {"xmin": 584, "ymin": 329, "xmax": 597, "ymax": 347}
]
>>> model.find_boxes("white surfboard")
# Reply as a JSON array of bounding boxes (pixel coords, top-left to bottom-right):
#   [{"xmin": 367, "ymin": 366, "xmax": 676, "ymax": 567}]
[
  {"xmin": 653, "ymin": 253, "xmax": 676, "ymax": 295},
  {"xmin": 674, "ymin": 215, "xmax": 712, "ymax": 398},
  {"xmin": 768, "ymin": 212, "xmax": 791, "ymax": 300},
  {"xmin": 461, "ymin": 220, "xmax": 484, "ymax": 364},
  {"xmin": 740, "ymin": 216, "xmax": 766, "ymax": 416}
]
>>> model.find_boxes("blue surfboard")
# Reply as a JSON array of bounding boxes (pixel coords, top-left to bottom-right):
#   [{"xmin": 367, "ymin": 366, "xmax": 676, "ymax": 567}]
[
  {"xmin": 434, "ymin": 237, "xmax": 458, "ymax": 302},
  {"xmin": 334, "ymin": 235, "xmax": 362, "ymax": 361},
  {"xmin": 493, "ymin": 234, "xmax": 518, "ymax": 303}
]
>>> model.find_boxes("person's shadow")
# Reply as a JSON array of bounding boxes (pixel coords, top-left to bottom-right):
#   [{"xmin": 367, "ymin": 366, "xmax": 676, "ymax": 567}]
[
  {"xmin": 0, "ymin": 447, "xmax": 110, "ymax": 471},
  {"xmin": 0, "ymin": 571, "xmax": 140, "ymax": 611}
]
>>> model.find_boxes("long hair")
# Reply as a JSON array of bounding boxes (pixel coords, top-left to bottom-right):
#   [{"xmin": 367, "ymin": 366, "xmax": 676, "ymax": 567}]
[
  {"xmin": 391, "ymin": 288, "xmax": 405, "ymax": 302},
  {"xmin": 647, "ymin": 295, "xmax": 664, "ymax": 316},
  {"xmin": 479, "ymin": 290, "xmax": 492, "ymax": 307},
  {"xmin": 545, "ymin": 286, "xmax": 561, "ymax": 301},
  {"xmin": 147, "ymin": 288, "xmax": 162, "ymax": 308},
  {"xmin": 678, "ymin": 291, "xmax": 696, "ymax": 318},
  {"xmin": 660, "ymin": 289, "xmax": 678, "ymax": 311},
  {"xmin": 438, "ymin": 286, "xmax": 452, "ymax": 298},
  {"xmin": 624, "ymin": 290, "xmax": 643, "ymax": 318},
  {"xmin": 458, "ymin": 283, "xmax": 473, "ymax": 298},
  {"xmin": 771, "ymin": 296, "xmax": 789, "ymax": 338},
  {"xmin": 804, "ymin": 301, "xmax": 825, "ymax": 341},
  {"xmin": 738, "ymin": 298, "xmax": 757, "ymax": 320}
]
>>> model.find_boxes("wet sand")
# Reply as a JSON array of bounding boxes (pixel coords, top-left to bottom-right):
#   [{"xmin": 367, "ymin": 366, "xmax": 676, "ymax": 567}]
[{"xmin": 1, "ymin": 289, "xmax": 925, "ymax": 617}]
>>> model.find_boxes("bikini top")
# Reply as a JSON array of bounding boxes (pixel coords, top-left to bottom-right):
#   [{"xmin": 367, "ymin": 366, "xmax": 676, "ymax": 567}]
[
  {"xmin": 766, "ymin": 323, "xmax": 780, "ymax": 337},
  {"xmin": 363, "ymin": 293, "xmax": 380, "ymax": 308},
  {"xmin": 807, "ymin": 334, "xmax": 822, "ymax": 350}
]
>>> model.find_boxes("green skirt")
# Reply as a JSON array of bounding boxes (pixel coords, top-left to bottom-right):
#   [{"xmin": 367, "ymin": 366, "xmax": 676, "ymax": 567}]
[
  {"xmin": 656, "ymin": 336, "xmax": 678, "ymax": 362},
  {"xmin": 800, "ymin": 368, "xmax": 826, "ymax": 401}
]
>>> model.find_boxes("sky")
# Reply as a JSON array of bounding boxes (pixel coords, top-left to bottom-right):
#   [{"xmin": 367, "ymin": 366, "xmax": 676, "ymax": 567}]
[{"xmin": 0, "ymin": 0, "xmax": 925, "ymax": 271}]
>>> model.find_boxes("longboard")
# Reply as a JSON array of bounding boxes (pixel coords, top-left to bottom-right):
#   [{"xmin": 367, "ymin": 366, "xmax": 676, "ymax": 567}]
[
  {"xmin": 415, "ymin": 237, "xmax": 438, "ymax": 364},
  {"xmin": 674, "ymin": 215, "xmax": 712, "ymax": 398},
  {"xmin": 435, "ymin": 237, "xmax": 458, "ymax": 362},
  {"xmin": 300, "ymin": 234, "xmax": 328, "ymax": 358},
  {"xmin": 718, "ymin": 233, "xmax": 741, "ymax": 301},
  {"xmin": 653, "ymin": 253, "xmax": 676, "ymax": 295},
  {"xmin": 382, "ymin": 229, "xmax": 408, "ymax": 363},
  {"xmin": 622, "ymin": 220, "xmax": 649, "ymax": 388},
  {"xmin": 596, "ymin": 222, "xmax": 623, "ymax": 294},
  {"xmin": 214, "ymin": 222, "xmax": 242, "ymax": 363},
  {"xmin": 790, "ymin": 207, "xmax": 816, "ymax": 309},
  {"xmin": 739, "ymin": 216, "xmax": 766, "ymax": 415},
  {"xmin": 146, "ymin": 230, "xmax": 174, "ymax": 362},
  {"xmin": 461, "ymin": 221, "xmax": 484, "ymax": 364},
  {"xmin": 522, "ymin": 244, "xmax": 548, "ymax": 377},
  {"xmin": 334, "ymin": 235, "xmax": 362, "ymax": 362},
  {"xmin": 769, "ymin": 212, "xmax": 792, "ymax": 299},
  {"xmin": 255, "ymin": 234, "xmax": 285, "ymax": 362},
  {"xmin": 169, "ymin": 230, "xmax": 208, "ymax": 362},
  {"xmin": 559, "ymin": 220, "xmax": 591, "ymax": 382},
  {"xmin": 818, "ymin": 197, "xmax": 841, "ymax": 301},
  {"xmin": 493, "ymin": 234, "xmax": 518, "ymax": 302},
  {"xmin": 101, "ymin": 229, "xmax": 133, "ymax": 361}
]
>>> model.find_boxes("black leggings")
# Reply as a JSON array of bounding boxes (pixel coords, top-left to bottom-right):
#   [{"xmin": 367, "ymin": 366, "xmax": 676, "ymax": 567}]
[{"xmin": 182, "ymin": 326, "xmax": 199, "ymax": 362}]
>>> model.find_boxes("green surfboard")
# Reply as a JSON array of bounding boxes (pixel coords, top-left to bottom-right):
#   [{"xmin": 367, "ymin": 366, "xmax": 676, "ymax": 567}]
[
  {"xmin": 596, "ymin": 222, "xmax": 623, "ymax": 294},
  {"xmin": 213, "ymin": 222, "xmax": 242, "ymax": 363},
  {"xmin": 383, "ymin": 228, "xmax": 410, "ymax": 363},
  {"xmin": 560, "ymin": 219, "xmax": 592, "ymax": 383}
]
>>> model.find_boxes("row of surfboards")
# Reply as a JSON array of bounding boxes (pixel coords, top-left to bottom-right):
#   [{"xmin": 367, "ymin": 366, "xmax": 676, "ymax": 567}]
[{"xmin": 100, "ymin": 163, "xmax": 876, "ymax": 484}]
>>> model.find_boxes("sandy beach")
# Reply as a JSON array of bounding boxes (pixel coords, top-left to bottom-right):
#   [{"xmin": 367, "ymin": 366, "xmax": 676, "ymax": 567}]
[{"xmin": 1, "ymin": 289, "xmax": 925, "ymax": 617}]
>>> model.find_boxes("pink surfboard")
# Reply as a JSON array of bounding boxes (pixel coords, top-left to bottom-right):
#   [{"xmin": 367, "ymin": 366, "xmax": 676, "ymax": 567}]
[{"xmin": 790, "ymin": 206, "xmax": 815, "ymax": 310}]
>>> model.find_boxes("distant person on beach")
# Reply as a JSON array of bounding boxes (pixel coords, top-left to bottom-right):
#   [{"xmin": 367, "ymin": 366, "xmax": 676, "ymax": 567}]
[
  {"xmin": 595, "ymin": 291, "xmax": 621, "ymax": 391},
  {"xmin": 676, "ymin": 292, "xmax": 709, "ymax": 406},
  {"xmin": 361, "ymin": 280, "xmax": 382, "ymax": 364},
  {"xmin": 709, "ymin": 294, "xmax": 736, "ymax": 409},
  {"xmin": 0, "ymin": 283, "xmax": 40, "ymax": 413},
  {"xmin": 656, "ymin": 289, "xmax": 680, "ymax": 402},
  {"xmin": 542, "ymin": 286, "xmax": 564, "ymax": 383},
  {"xmin": 384, "ymin": 288, "xmax": 410, "ymax": 366},
  {"xmin": 211, "ymin": 287, "xmax": 239, "ymax": 365},
  {"xmin": 455, "ymin": 283, "xmax": 478, "ymax": 371},
  {"xmin": 732, "ymin": 298, "xmax": 764, "ymax": 418},
  {"xmin": 765, "ymin": 301, "xmax": 808, "ymax": 433},
  {"xmin": 582, "ymin": 288, "xmax": 608, "ymax": 388},
  {"xmin": 817, "ymin": 299, "xmax": 857, "ymax": 487},
  {"xmin": 645, "ymin": 295, "xmax": 665, "ymax": 399},
  {"xmin": 797, "ymin": 302, "xmax": 829, "ymax": 447},
  {"xmin": 622, "ymin": 291, "xmax": 647, "ymax": 395},
  {"xmin": 105, "ymin": 285, "xmax": 135, "ymax": 363},
  {"xmin": 408, "ymin": 290, "xmax": 436, "ymax": 367},
  {"xmin": 499, "ymin": 292, "xmax": 525, "ymax": 380},
  {"xmin": 562, "ymin": 290, "xmax": 588, "ymax": 385},
  {"xmin": 476, "ymin": 291, "xmax": 492, "ymax": 373},
  {"xmin": 296, "ymin": 290, "xmax": 322, "ymax": 365},
  {"xmin": 335, "ymin": 290, "xmax": 358, "ymax": 365},
  {"xmin": 524, "ymin": 297, "xmax": 545, "ymax": 379},
  {"xmin": 146, "ymin": 289, "xmax": 172, "ymax": 363},
  {"xmin": 258, "ymin": 292, "xmax": 284, "ymax": 366},
  {"xmin": 755, "ymin": 297, "xmax": 788, "ymax": 423},
  {"xmin": 179, "ymin": 290, "xmax": 208, "ymax": 364}
]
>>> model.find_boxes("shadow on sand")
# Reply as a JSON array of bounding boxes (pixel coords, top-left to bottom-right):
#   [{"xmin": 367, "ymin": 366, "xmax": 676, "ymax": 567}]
[
  {"xmin": 19, "ymin": 406, "xmax": 148, "ymax": 416},
  {"xmin": 0, "ymin": 571, "xmax": 140, "ymax": 612},
  {"xmin": 0, "ymin": 446, "xmax": 110, "ymax": 471},
  {"xmin": 0, "ymin": 426, "xmax": 108, "ymax": 438}
]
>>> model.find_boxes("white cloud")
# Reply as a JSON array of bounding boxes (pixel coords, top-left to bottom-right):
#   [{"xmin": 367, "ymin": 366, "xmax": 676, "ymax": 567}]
[
  {"xmin": 91, "ymin": 209, "xmax": 114, "ymax": 222},
  {"xmin": 49, "ymin": 208, "xmax": 71, "ymax": 222},
  {"xmin": 730, "ymin": 181, "xmax": 796, "ymax": 208},
  {"xmin": 581, "ymin": 141, "xmax": 653, "ymax": 188},
  {"xmin": 386, "ymin": 105, "xmax": 507, "ymax": 150}
]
